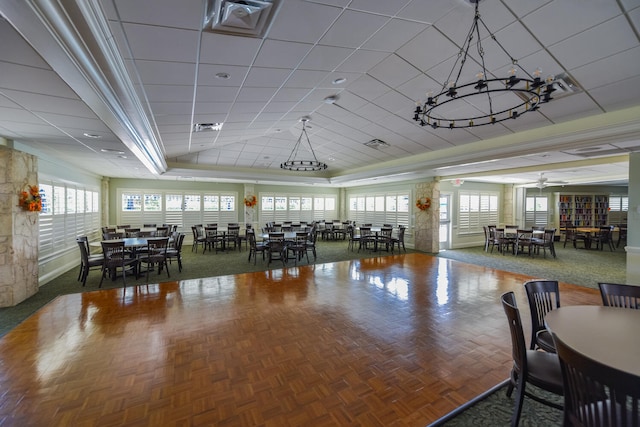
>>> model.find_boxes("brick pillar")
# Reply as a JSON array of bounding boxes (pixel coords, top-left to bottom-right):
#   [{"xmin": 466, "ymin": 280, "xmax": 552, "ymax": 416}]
[
  {"xmin": 0, "ymin": 145, "xmax": 39, "ymax": 307},
  {"xmin": 414, "ymin": 180, "xmax": 440, "ymax": 253}
]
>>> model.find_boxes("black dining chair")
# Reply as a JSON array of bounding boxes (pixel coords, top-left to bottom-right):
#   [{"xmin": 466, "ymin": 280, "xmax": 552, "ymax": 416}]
[
  {"xmin": 553, "ymin": 332, "xmax": 640, "ymax": 427},
  {"xmin": 99, "ymin": 240, "xmax": 139, "ymax": 288},
  {"xmin": 502, "ymin": 292, "xmax": 564, "ymax": 427},
  {"xmin": 524, "ymin": 280, "xmax": 560, "ymax": 353},
  {"xmin": 76, "ymin": 236, "xmax": 103, "ymax": 286},
  {"xmin": 598, "ymin": 282, "xmax": 640, "ymax": 309}
]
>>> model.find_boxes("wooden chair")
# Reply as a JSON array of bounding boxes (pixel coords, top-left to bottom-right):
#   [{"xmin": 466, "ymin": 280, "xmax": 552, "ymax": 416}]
[
  {"xmin": 166, "ymin": 233, "xmax": 185, "ymax": 272},
  {"xmin": 617, "ymin": 224, "xmax": 627, "ymax": 248},
  {"xmin": 247, "ymin": 230, "xmax": 267, "ymax": 265},
  {"xmin": 598, "ymin": 282, "xmax": 640, "ymax": 309},
  {"xmin": 524, "ymin": 280, "xmax": 560, "ymax": 353},
  {"xmin": 138, "ymin": 237, "xmax": 170, "ymax": 282},
  {"xmin": 502, "ymin": 292, "xmax": 564, "ymax": 427},
  {"xmin": 190, "ymin": 226, "xmax": 206, "ymax": 253},
  {"xmin": 304, "ymin": 227, "xmax": 318, "ymax": 262},
  {"xmin": 593, "ymin": 226, "xmax": 615, "ymax": 251},
  {"xmin": 553, "ymin": 332, "xmax": 640, "ymax": 427},
  {"xmin": 514, "ymin": 229, "xmax": 533, "ymax": 257},
  {"xmin": 347, "ymin": 225, "xmax": 360, "ymax": 252},
  {"xmin": 564, "ymin": 225, "xmax": 586, "ymax": 249},
  {"xmin": 376, "ymin": 227, "xmax": 394, "ymax": 252},
  {"xmin": 99, "ymin": 240, "xmax": 139, "ymax": 288},
  {"xmin": 76, "ymin": 236, "xmax": 103, "ymax": 286},
  {"xmin": 266, "ymin": 232, "xmax": 286, "ymax": 266},
  {"xmin": 203, "ymin": 226, "xmax": 224, "ymax": 254},
  {"xmin": 286, "ymin": 232, "xmax": 310, "ymax": 265},
  {"xmin": 358, "ymin": 227, "xmax": 375, "ymax": 252},
  {"xmin": 390, "ymin": 226, "xmax": 407, "ymax": 253},
  {"xmin": 532, "ymin": 228, "xmax": 557, "ymax": 258}
]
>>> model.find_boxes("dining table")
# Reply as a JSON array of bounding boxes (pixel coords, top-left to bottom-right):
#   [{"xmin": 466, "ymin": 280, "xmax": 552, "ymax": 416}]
[{"xmin": 545, "ymin": 305, "xmax": 640, "ymax": 377}]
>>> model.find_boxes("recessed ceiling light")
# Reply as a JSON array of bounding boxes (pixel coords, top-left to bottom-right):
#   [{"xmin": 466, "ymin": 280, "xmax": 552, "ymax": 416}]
[
  {"xmin": 332, "ymin": 77, "xmax": 347, "ymax": 85},
  {"xmin": 324, "ymin": 95, "xmax": 339, "ymax": 104},
  {"xmin": 118, "ymin": 155, "xmax": 128, "ymax": 159},
  {"xmin": 193, "ymin": 123, "xmax": 223, "ymax": 132},
  {"xmin": 83, "ymin": 133, "xmax": 101, "ymax": 138},
  {"xmin": 215, "ymin": 72, "xmax": 230, "ymax": 79},
  {"xmin": 100, "ymin": 148, "xmax": 125, "ymax": 155}
]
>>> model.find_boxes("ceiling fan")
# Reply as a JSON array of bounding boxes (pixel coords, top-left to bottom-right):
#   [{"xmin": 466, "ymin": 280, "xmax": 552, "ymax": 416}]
[{"xmin": 529, "ymin": 173, "xmax": 567, "ymax": 190}]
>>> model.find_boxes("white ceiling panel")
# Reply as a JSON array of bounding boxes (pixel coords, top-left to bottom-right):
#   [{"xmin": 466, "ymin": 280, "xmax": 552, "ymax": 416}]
[{"xmin": 0, "ymin": 0, "xmax": 637, "ymax": 187}]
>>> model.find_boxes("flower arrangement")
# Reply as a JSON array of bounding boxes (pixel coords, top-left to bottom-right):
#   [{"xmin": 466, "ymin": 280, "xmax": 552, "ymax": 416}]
[
  {"xmin": 416, "ymin": 197, "xmax": 431, "ymax": 211},
  {"xmin": 243, "ymin": 195, "xmax": 257, "ymax": 208},
  {"xmin": 19, "ymin": 185, "xmax": 42, "ymax": 212}
]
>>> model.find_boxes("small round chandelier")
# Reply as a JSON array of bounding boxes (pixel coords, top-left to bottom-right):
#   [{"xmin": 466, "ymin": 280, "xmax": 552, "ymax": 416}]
[
  {"xmin": 280, "ymin": 117, "xmax": 328, "ymax": 172},
  {"xmin": 412, "ymin": 0, "xmax": 556, "ymax": 129}
]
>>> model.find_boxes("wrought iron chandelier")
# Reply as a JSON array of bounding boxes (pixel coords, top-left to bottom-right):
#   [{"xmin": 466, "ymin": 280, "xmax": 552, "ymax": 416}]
[
  {"xmin": 412, "ymin": 0, "xmax": 556, "ymax": 129},
  {"xmin": 280, "ymin": 117, "xmax": 328, "ymax": 171}
]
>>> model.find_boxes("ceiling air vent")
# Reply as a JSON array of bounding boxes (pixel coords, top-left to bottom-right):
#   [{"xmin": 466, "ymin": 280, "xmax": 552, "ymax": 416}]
[
  {"xmin": 364, "ymin": 139, "xmax": 390, "ymax": 149},
  {"xmin": 193, "ymin": 123, "xmax": 223, "ymax": 132},
  {"xmin": 203, "ymin": 0, "xmax": 280, "ymax": 38}
]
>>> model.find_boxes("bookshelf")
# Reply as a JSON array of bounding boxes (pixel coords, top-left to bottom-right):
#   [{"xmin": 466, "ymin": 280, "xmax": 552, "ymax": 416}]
[{"xmin": 554, "ymin": 194, "xmax": 609, "ymax": 227}]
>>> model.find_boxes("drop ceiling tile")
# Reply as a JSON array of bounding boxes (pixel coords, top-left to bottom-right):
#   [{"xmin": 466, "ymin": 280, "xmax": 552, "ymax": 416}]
[
  {"xmin": 348, "ymin": 0, "xmax": 411, "ymax": 16},
  {"xmin": 396, "ymin": 26, "xmax": 456, "ymax": 73},
  {"xmin": 571, "ymin": 46, "xmax": 640, "ymax": 90},
  {"xmin": 298, "ymin": 45, "xmax": 354, "ymax": 71},
  {"xmin": 150, "ymin": 102, "xmax": 192, "ymax": 115},
  {"xmin": 142, "ymin": 85, "xmax": 196, "ymax": 103},
  {"xmin": 243, "ymin": 67, "xmax": 292, "ymax": 87},
  {"xmin": 200, "ymin": 32, "xmax": 262, "ymax": 66},
  {"xmin": 434, "ymin": 1, "xmax": 516, "ymax": 46},
  {"xmin": 588, "ymin": 74, "xmax": 640, "ymax": 111},
  {"xmin": 0, "ymin": 63, "xmax": 77, "ymax": 99},
  {"xmin": 346, "ymin": 75, "xmax": 391, "ymax": 101},
  {"xmin": 536, "ymin": 93, "xmax": 601, "ymax": 124},
  {"xmin": 0, "ymin": 90, "xmax": 98, "ymax": 118},
  {"xmin": 396, "ymin": 0, "xmax": 457, "ymax": 23},
  {"xmin": 319, "ymin": 10, "xmax": 389, "ymax": 48},
  {"xmin": 523, "ymin": 1, "xmax": 621, "ymax": 46},
  {"xmin": 374, "ymin": 90, "xmax": 413, "ymax": 115},
  {"xmin": 272, "ymin": 88, "xmax": 312, "ymax": 102},
  {"xmin": 194, "ymin": 86, "xmax": 241, "ymax": 103},
  {"xmin": 368, "ymin": 54, "xmax": 421, "ymax": 89},
  {"xmin": 362, "ymin": 18, "xmax": 428, "ymax": 53},
  {"xmin": 135, "ymin": 60, "xmax": 197, "ymax": 85},
  {"xmin": 123, "ymin": 24, "xmax": 199, "ymax": 62},
  {"xmin": 253, "ymin": 40, "xmax": 313, "ymax": 69},
  {"xmin": 0, "ymin": 22, "xmax": 50, "ymax": 68},
  {"xmin": 284, "ymin": 70, "xmax": 331, "ymax": 88},
  {"xmin": 113, "ymin": 0, "xmax": 203, "ymax": 29},
  {"xmin": 197, "ymin": 64, "xmax": 250, "ymax": 86},
  {"xmin": 549, "ymin": 16, "xmax": 638, "ymax": 71},
  {"xmin": 334, "ymin": 50, "xmax": 390, "ymax": 73},
  {"xmin": 267, "ymin": 1, "xmax": 342, "ymax": 43},
  {"xmin": 236, "ymin": 87, "xmax": 278, "ymax": 102}
]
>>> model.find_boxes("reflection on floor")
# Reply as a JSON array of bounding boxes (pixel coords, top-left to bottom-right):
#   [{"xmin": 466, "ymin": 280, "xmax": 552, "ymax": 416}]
[{"xmin": 0, "ymin": 253, "xmax": 599, "ymax": 426}]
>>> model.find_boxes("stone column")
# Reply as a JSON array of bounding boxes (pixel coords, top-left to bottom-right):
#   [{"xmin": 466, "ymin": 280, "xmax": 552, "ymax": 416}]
[
  {"xmin": 0, "ymin": 146, "xmax": 39, "ymax": 307},
  {"xmin": 414, "ymin": 180, "xmax": 440, "ymax": 253}
]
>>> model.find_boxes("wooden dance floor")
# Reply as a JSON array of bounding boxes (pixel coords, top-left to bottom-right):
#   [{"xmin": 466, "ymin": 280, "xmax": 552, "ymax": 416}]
[{"xmin": 0, "ymin": 253, "xmax": 599, "ymax": 426}]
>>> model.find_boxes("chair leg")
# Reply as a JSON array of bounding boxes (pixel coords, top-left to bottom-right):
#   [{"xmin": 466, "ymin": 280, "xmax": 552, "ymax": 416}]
[{"xmin": 510, "ymin": 373, "xmax": 526, "ymax": 427}]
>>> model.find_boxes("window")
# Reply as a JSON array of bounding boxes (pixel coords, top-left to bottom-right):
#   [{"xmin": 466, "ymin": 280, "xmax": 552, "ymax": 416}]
[
  {"xmin": 348, "ymin": 191, "xmax": 410, "ymax": 226},
  {"xmin": 458, "ymin": 191, "xmax": 499, "ymax": 234},
  {"xmin": 118, "ymin": 190, "xmax": 239, "ymax": 229},
  {"xmin": 525, "ymin": 195, "xmax": 548, "ymax": 228},
  {"xmin": 38, "ymin": 180, "xmax": 100, "ymax": 259},
  {"xmin": 608, "ymin": 196, "xmax": 628, "ymax": 224},
  {"xmin": 260, "ymin": 193, "xmax": 337, "ymax": 223}
]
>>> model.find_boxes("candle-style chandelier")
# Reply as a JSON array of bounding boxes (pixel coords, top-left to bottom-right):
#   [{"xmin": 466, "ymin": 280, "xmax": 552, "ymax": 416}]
[
  {"xmin": 281, "ymin": 117, "xmax": 328, "ymax": 172},
  {"xmin": 412, "ymin": 0, "xmax": 556, "ymax": 129}
]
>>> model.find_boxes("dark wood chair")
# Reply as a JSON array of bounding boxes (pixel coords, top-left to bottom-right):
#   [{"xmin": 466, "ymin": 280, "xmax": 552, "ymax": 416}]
[
  {"xmin": 598, "ymin": 282, "xmax": 640, "ymax": 309},
  {"xmin": 286, "ymin": 232, "xmax": 310, "ymax": 265},
  {"xmin": 191, "ymin": 226, "xmax": 206, "ymax": 253},
  {"xmin": 247, "ymin": 230, "xmax": 267, "ymax": 265},
  {"xmin": 390, "ymin": 226, "xmax": 407, "ymax": 253},
  {"xmin": 617, "ymin": 224, "xmax": 627, "ymax": 248},
  {"xmin": 524, "ymin": 280, "xmax": 560, "ymax": 353},
  {"xmin": 532, "ymin": 228, "xmax": 557, "ymax": 258},
  {"xmin": 76, "ymin": 236, "xmax": 103, "ymax": 286},
  {"xmin": 514, "ymin": 229, "xmax": 533, "ymax": 257},
  {"xmin": 502, "ymin": 292, "xmax": 563, "ymax": 427},
  {"xmin": 266, "ymin": 232, "xmax": 287, "ymax": 266},
  {"xmin": 166, "ymin": 233, "xmax": 185, "ymax": 272},
  {"xmin": 564, "ymin": 225, "xmax": 586, "ymax": 249},
  {"xmin": 553, "ymin": 332, "xmax": 640, "ymax": 427},
  {"xmin": 593, "ymin": 226, "xmax": 615, "ymax": 251},
  {"xmin": 138, "ymin": 237, "xmax": 170, "ymax": 282},
  {"xmin": 99, "ymin": 240, "xmax": 139, "ymax": 288}
]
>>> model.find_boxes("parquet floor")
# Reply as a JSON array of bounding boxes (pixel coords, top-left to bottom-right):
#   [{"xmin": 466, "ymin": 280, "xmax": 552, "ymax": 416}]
[{"xmin": 0, "ymin": 253, "xmax": 600, "ymax": 426}]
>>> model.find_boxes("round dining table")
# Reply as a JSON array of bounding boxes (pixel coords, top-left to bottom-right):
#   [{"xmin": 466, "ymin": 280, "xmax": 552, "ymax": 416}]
[{"xmin": 545, "ymin": 305, "xmax": 640, "ymax": 377}]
